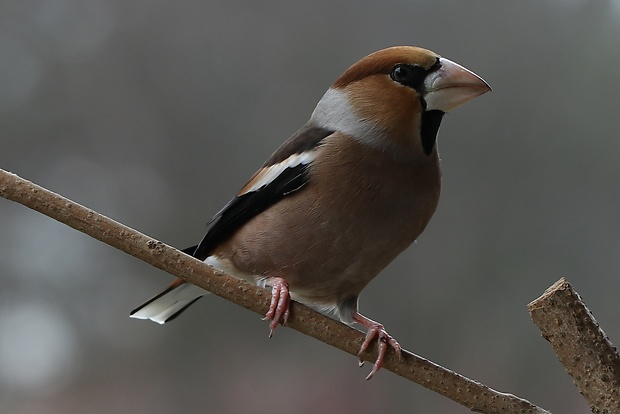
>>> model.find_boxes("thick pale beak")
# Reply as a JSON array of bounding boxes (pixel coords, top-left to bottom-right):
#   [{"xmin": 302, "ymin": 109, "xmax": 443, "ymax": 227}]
[{"xmin": 424, "ymin": 57, "xmax": 491, "ymax": 112}]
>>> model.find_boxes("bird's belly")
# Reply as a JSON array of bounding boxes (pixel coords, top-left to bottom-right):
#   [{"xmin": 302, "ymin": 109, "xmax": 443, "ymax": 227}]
[
  {"xmin": 212, "ymin": 138, "xmax": 441, "ymax": 309},
  {"xmin": 211, "ymin": 185, "xmax": 438, "ymax": 308}
]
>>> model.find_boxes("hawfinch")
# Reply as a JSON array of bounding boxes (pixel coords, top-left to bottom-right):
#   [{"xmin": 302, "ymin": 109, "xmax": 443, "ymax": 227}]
[{"xmin": 131, "ymin": 46, "xmax": 490, "ymax": 379}]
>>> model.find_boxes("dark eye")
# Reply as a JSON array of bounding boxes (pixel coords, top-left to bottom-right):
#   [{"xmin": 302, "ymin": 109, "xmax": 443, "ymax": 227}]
[{"xmin": 389, "ymin": 64, "xmax": 427, "ymax": 89}]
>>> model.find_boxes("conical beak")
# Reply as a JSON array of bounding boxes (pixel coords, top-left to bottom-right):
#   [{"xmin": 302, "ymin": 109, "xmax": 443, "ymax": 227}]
[{"xmin": 424, "ymin": 57, "xmax": 491, "ymax": 112}]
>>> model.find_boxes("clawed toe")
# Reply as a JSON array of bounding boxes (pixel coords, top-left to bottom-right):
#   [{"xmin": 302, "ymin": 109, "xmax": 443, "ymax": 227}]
[
  {"xmin": 262, "ymin": 277, "xmax": 291, "ymax": 337},
  {"xmin": 353, "ymin": 312, "xmax": 401, "ymax": 380},
  {"xmin": 260, "ymin": 284, "xmax": 399, "ymax": 380}
]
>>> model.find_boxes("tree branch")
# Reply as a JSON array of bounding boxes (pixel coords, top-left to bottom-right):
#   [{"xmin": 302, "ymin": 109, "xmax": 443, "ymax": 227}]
[
  {"xmin": 0, "ymin": 168, "xmax": 550, "ymax": 413},
  {"xmin": 528, "ymin": 278, "xmax": 620, "ymax": 413}
]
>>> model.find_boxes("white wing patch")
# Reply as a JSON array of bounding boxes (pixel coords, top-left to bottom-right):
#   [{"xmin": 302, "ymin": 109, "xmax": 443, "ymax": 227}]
[{"xmin": 241, "ymin": 151, "xmax": 316, "ymax": 195}]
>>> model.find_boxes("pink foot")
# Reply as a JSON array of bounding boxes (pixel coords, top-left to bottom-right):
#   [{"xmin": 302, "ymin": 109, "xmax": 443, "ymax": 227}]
[
  {"xmin": 353, "ymin": 312, "xmax": 402, "ymax": 380},
  {"xmin": 262, "ymin": 277, "xmax": 291, "ymax": 337}
]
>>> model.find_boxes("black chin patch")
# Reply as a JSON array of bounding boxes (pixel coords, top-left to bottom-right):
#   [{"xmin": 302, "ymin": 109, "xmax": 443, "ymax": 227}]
[{"xmin": 420, "ymin": 110, "xmax": 445, "ymax": 156}]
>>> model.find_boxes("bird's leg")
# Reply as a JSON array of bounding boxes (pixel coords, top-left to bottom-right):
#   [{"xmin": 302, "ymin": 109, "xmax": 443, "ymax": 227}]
[
  {"xmin": 352, "ymin": 312, "xmax": 402, "ymax": 380},
  {"xmin": 262, "ymin": 277, "xmax": 291, "ymax": 337}
]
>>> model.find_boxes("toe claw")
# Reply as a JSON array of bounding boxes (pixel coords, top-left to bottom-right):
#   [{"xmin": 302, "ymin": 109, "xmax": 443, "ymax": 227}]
[
  {"xmin": 353, "ymin": 312, "xmax": 401, "ymax": 380},
  {"xmin": 262, "ymin": 277, "xmax": 291, "ymax": 337},
  {"xmin": 365, "ymin": 368, "xmax": 377, "ymax": 381}
]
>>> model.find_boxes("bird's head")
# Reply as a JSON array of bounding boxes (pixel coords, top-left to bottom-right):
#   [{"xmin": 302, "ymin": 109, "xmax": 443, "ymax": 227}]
[{"xmin": 310, "ymin": 46, "xmax": 491, "ymax": 156}]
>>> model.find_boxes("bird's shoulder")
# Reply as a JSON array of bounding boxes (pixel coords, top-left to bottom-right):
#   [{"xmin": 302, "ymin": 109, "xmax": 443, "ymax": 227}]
[{"xmin": 191, "ymin": 123, "xmax": 334, "ymax": 259}]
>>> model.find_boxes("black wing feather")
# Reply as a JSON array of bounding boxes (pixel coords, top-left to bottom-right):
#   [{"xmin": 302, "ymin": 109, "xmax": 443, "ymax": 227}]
[
  {"xmin": 193, "ymin": 163, "xmax": 309, "ymax": 259},
  {"xmin": 191, "ymin": 124, "xmax": 333, "ymax": 260}
]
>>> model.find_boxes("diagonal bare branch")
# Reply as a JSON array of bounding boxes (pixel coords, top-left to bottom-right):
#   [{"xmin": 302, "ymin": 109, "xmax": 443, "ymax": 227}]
[
  {"xmin": 529, "ymin": 278, "xmax": 620, "ymax": 413},
  {"xmin": 0, "ymin": 168, "xmax": 550, "ymax": 413}
]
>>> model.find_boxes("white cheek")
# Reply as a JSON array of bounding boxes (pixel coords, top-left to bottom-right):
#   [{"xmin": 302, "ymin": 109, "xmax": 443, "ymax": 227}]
[
  {"xmin": 310, "ymin": 88, "xmax": 387, "ymax": 150},
  {"xmin": 311, "ymin": 89, "xmax": 375, "ymax": 136}
]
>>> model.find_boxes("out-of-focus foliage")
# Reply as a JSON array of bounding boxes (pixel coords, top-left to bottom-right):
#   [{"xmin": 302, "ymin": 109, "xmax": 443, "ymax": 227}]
[{"xmin": 1, "ymin": 1, "xmax": 619, "ymax": 413}]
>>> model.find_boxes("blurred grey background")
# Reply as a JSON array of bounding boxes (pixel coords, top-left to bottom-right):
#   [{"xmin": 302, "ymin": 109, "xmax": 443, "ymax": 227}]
[{"xmin": 1, "ymin": 1, "xmax": 619, "ymax": 413}]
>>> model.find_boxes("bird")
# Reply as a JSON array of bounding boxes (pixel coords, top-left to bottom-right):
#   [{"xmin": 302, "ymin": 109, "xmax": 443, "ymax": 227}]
[{"xmin": 130, "ymin": 46, "xmax": 490, "ymax": 379}]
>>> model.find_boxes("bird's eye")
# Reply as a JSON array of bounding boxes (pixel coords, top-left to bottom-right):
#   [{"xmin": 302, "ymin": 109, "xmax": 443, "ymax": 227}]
[{"xmin": 389, "ymin": 64, "xmax": 427, "ymax": 89}]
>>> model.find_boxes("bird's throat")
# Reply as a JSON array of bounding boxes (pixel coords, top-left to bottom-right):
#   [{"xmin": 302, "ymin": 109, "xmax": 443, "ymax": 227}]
[{"xmin": 420, "ymin": 110, "xmax": 444, "ymax": 155}]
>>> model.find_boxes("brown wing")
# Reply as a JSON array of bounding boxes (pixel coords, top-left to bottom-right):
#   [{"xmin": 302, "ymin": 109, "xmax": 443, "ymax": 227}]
[{"xmin": 191, "ymin": 123, "xmax": 334, "ymax": 260}]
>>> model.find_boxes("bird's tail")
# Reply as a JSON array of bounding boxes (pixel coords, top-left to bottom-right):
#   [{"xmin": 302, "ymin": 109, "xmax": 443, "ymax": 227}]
[
  {"xmin": 130, "ymin": 278, "xmax": 206, "ymax": 324},
  {"xmin": 130, "ymin": 244, "xmax": 205, "ymax": 324}
]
